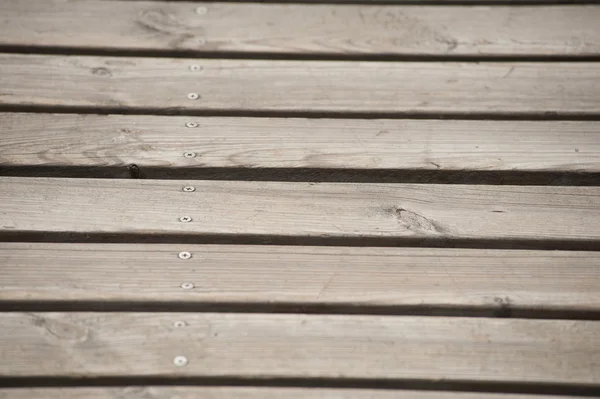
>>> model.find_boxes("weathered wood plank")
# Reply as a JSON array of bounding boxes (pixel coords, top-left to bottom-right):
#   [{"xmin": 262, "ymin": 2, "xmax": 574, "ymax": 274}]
[
  {"xmin": 1, "ymin": 1, "xmax": 598, "ymax": 57},
  {"xmin": 0, "ymin": 313, "xmax": 598, "ymax": 384},
  {"xmin": 0, "ymin": 387, "xmax": 586, "ymax": 399},
  {"xmin": 1, "ymin": 243, "xmax": 599, "ymax": 315},
  {"xmin": 1, "ymin": 178, "xmax": 600, "ymax": 245},
  {"xmin": 1, "ymin": 113, "xmax": 599, "ymax": 179},
  {"xmin": 1, "ymin": 55, "xmax": 599, "ymax": 116}
]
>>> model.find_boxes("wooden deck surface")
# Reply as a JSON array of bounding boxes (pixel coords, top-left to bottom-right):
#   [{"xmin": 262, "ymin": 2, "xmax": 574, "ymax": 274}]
[{"xmin": 0, "ymin": 0, "xmax": 599, "ymax": 398}]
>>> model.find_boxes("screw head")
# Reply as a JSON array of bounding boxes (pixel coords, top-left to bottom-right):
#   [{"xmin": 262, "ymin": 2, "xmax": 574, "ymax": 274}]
[
  {"xmin": 195, "ymin": 6, "xmax": 208, "ymax": 15},
  {"xmin": 173, "ymin": 355, "xmax": 188, "ymax": 367},
  {"xmin": 182, "ymin": 186, "xmax": 195, "ymax": 192},
  {"xmin": 183, "ymin": 152, "xmax": 196, "ymax": 158},
  {"xmin": 173, "ymin": 320, "xmax": 187, "ymax": 328},
  {"xmin": 179, "ymin": 216, "xmax": 193, "ymax": 223},
  {"xmin": 189, "ymin": 64, "xmax": 202, "ymax": 72},
  {"xmin": 178, "ymin": 251, "xmax": 192, "ymax": 260},
  {"xmin": 187, "ymin": 93, "xmax": 200, "ymax": 100},
  {"xmin": 185, "ymin": 122, "xmax": 199, "ymax": 128},
  {"xmin": 181, "ymin": 282, "xmax": 195, "ymax": 290}
]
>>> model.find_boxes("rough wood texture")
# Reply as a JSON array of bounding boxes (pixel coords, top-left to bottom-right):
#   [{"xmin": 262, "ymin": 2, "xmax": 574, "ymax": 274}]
[
  {"xmin": 1, "ymin": 55, "xmax": 599, "ymax": 116},
  {"xmin": 1, "ymin": 113, "xmax": 598, "ymax": 175},
  {"xmin": 0, "ymin": 313, "xmax": 598, "ymax": 384},
  {"xmin": 0, "ymin": 388, "xmax": 585, "ymax": 399},
  {"xmin": 1, "ymin": 177, "xmax": 600, "ymax": 244},
  {"xmin": 1, "ymin": 1, "xmax": 599, "ymax": 57},
  {"xmin": 1, "ymin": 243, "xmax": 599, "ymax": 315}
]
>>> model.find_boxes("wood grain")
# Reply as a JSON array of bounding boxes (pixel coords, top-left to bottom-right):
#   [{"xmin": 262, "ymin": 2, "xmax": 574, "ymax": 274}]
[
  {"xmin": 1, "ymin": 113, "xmax": 599, "ymax": 176},
  {"xmin": 1, "ymin": 1, "xmax": 599, "ymax": 57},
  {"xmin": 0, "ymin": 312, "xmax": 598, "ymax": 384},
  {"xmin": 0, "ymin": 387, "xmax": 586, "ymax": 399},
  {"xmin": 1, "ymin": 243, "xmax": 599, "ymax": 314},
  {"xmin": 1, "ymin": 177, "xmax": 600, "ymax": 244},
  {"xmin": 1, "ymin": 55, "xmax": 599, "ymax": 116}
]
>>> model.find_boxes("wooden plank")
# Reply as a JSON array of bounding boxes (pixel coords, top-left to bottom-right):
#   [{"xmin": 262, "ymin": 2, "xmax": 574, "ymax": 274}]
[
  {"xmin": 0, "ymin": 312, "xmax": 598, "ymax": 384},
  {"xmin": 0, "ymin": 388, "xmax": 586, "ymax": 399},
  {"xmin": 1, "ymin": 243, "xmax": 599, "ymax": 315},
  {"xmin": 1, "ymin": 2, "xmax": 599, "ymax": 57},
  {"xmin": 1, "ymin": 113, "xmax": 599, "ymax": 179},
  {"xmin": 1, "ymin": 178, "xmax": 600, "ymax": 245},
  {"xmin": 1, "ymin": 55, "xmax": 599, "ymax": 116}
]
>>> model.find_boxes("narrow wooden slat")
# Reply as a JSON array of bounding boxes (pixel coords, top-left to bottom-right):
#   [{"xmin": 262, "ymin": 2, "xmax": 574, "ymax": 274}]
[
  {"xmin": 0, "ymin": 313, "xmax": 598, "ymax": 385},
  {"xmin": 1, "ymin": 177, "xmax": 600, "ymax": 245},
  {"xmin": 1, "ymin": 243, "xmax": 599, "ymax": 315},
  {"xmin": 1, "ymin": 55, "xmax": 599, "ymax": 116},
  {"xmin": 0, "ymin": 387, "xmax": 585, "ymax": 399},
  {"xmin": 1, "ymin": 113, "xmax": 599, "ymax": 179},
  {"xmin": 1, "ymin": 1, "xmax": 599, "ymax": 57}
]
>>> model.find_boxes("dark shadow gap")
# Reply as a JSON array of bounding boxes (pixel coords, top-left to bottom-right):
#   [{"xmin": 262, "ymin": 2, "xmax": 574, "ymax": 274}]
[
  {"xmin": 2, "ymin": 45, "xmax": 600, "ymax": 62},
  {"xmin": 1, "ymin": 300, "xmax": 599, "ymax": 320},
  {"xmin": 2, "ymin": 105, "xmax": 600, "ymax": 121},
  {"xmin": 1, "ymin": 232, "xmax": 600, "ymax": 251},
  {"xmin": 2, "ymin": 165, "xmax": 599, "ymax": 185},
  {"xmin": 0, "ymin": 376, "xmax": 598, "ymax": 396}
]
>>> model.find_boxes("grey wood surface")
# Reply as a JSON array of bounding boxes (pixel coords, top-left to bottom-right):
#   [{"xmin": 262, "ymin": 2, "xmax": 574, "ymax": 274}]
[
  {"xmin": 1, "ymin": 178, "xmax": 600, "ymax": 243},
  {"xmin": 1, "ymin": 55, "xmax": 599, "ymax": 116},
  {"xmin": 1, "ymin": 1, "xmax": 598, "ymax": 56},
  {"xmin": 0, "ymin": 388, "xmax": 587, "ymax": 399},
  {"xmin": 0, "ymin": 313, "xmax": 598, "ymax": 383},
  {"xmin": 2, "ymin": 243, "xmax": 599, "ymax": 314},
  {"xmin": 1, "ymin": 113, "xmax": 598, "ymax": 175}
]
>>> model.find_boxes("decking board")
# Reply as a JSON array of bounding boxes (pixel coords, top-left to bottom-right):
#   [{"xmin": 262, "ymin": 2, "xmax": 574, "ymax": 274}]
[
  {"xmin": 1, "ymin": 1, "xmax": 599, "ymax": 57},
  {"xmin": 1, "ymin": 55, "xmax": 600, "ymax": 116},
  {"xmin": 0, "ymin": 113, "xmax": 599, "ymax": 180},
  {"xmin": 0, "ymin": 388, "xmax": 588, "ymax": 399},
  {"xmin": 1, "ymin": 178, "xmax": 600, "ymax": 246},
  {"xmin": 1, "ymin": 243, "xmax": 599, "ymax": 316},
  {"xmin": 0, "ymin": 312, "xmax": 598, "ymax": 385}
]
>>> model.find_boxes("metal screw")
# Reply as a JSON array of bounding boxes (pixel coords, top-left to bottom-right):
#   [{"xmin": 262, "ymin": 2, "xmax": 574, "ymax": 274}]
[
  {"xmin": 179, "ymin": 216, "xmax": 192, "ymax": 223},
  {"xmin": 187, "ymin": 93, "xmax": 199, "ymax": 100},
  {"xmin": 183, "ymin": 152, "xmax": 196, "ymax": 158},
  {"xmin": 173, "ymin": 321, "xmax": 187, "ymax": 328},
  {"xmin": 196, "ymin": 6, "xmax": 208, "ymax": 15},
  {"xmin": 178, "ymin": 251, "xmax": 192, "ymax": 260},
  {"xmin": 181, "ymin": 282, "xmax": 195, "ymax": 290},
  {"xmin": 189, "ymin": 64, "xmax": 202, "ymax": 72},
  {"xmin": 182, "ymin": 186, "xmax": 195, "ymax": 192},
  {"xmin": 173, "ymin": 355, "xmax": 188, "ymax": 367},
  {"xmin": 185, "ymin": 122, "xmax": 199, "ymax": 128}
]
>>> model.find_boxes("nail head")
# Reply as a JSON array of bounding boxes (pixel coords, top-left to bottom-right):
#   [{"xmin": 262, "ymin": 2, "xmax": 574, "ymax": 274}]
[
  {"xmin": 185, "ymin": 122, "xmax": 199, "ymax": 128},
  {"xmin": 179, "ymin": 216, "xmax": 193, "ymax": 223},
  {"xmin": 178, "ymin": 251, "xmax": 192, "ymax": 260},
  {"xmin": 195, "ymin": 6, "xmax": 208, "ymax": 15},
  {"xmin": 173, "ymin": 321, "xmax": 187, "ymax": 328},
  {"xmin": 181, "ymin": 282, "xmax": 195, "ymax": 290},
  {"xmin": 189, "ymin": 64, "xmax": 202, "ymax": 72},
  {"xmin": 183, "ymin": 152, "xmax": 196, "ymax": 158},
  {"xmin": 187, "ymin": 93, "xmax": 199, "ymax": 100},
  {"xmin": 173, "ymin": 355, "xmax": 188, "ymax": 366},
  {"xmin": 183, "ymin": 186, "xmax": 196, "ymax": 192}
]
